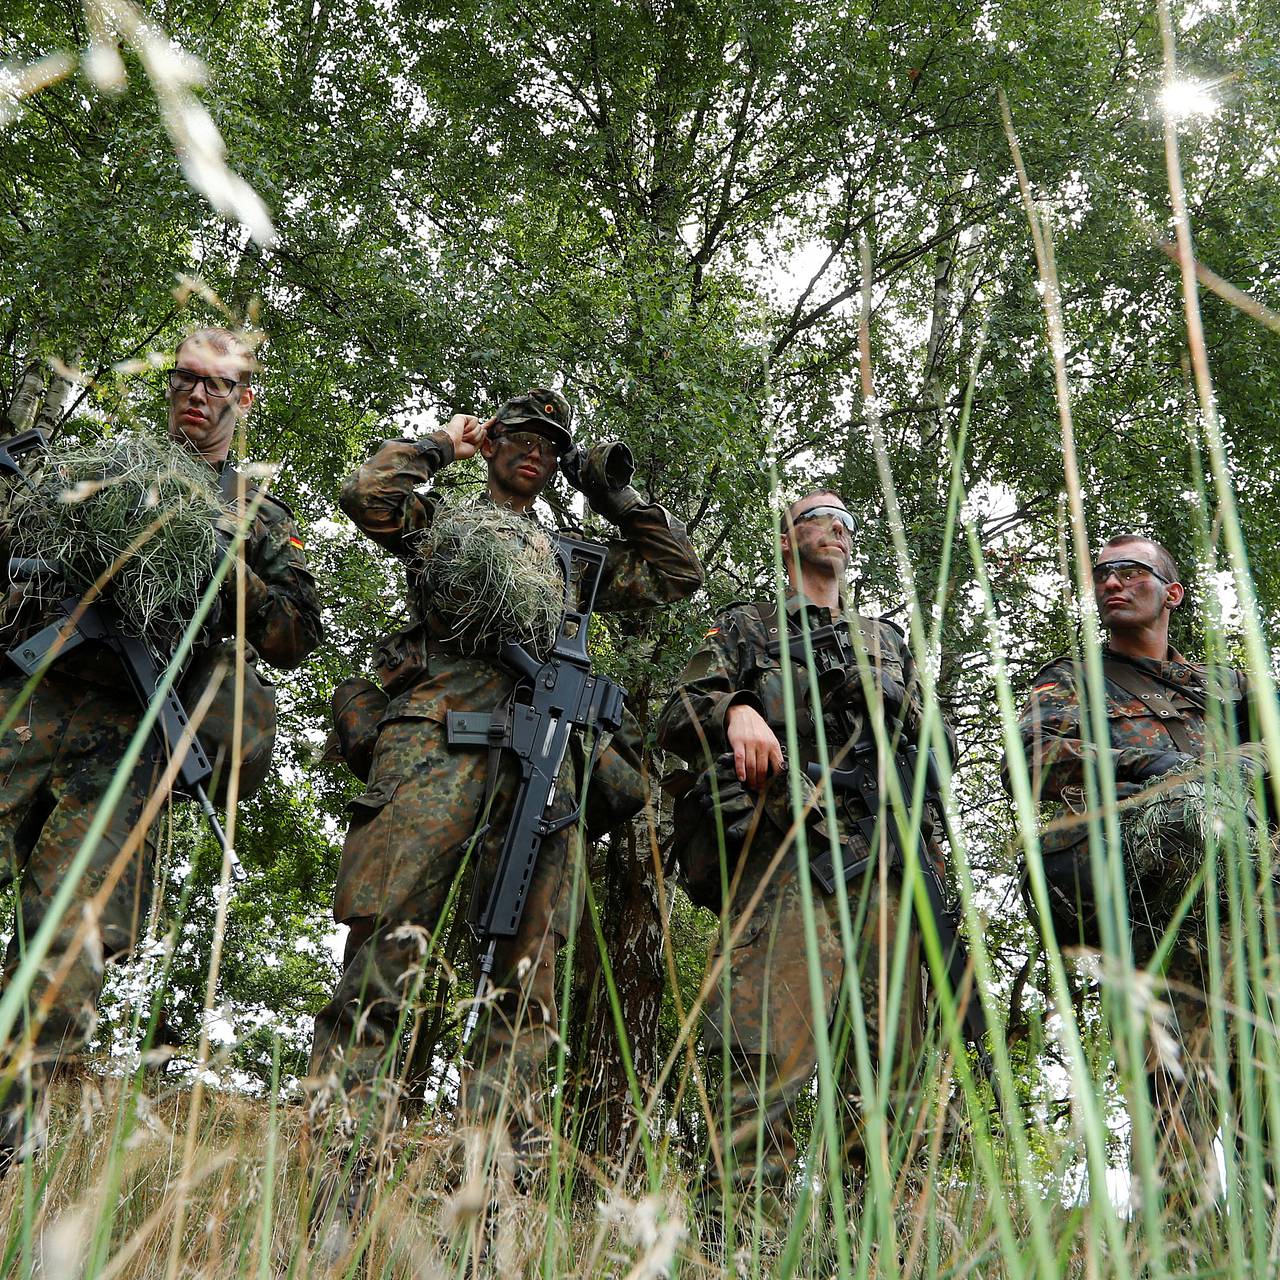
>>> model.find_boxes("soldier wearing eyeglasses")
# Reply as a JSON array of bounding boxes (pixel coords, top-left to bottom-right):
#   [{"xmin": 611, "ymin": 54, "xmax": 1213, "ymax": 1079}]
[
  {"xmin": 1009, "ymin": 533, "xmax": 1267, "ymax": 1207},
  {"xmin": 309, "ymin": 390, "xmax": 700, "ymax": 1227},
  {"xmin": 0, "ymin": 328, "xmax": 321, "ymax": 1167},
  {"xmin": 656, "ymin": 489, "xmax": 950, "ymax": 1228}
]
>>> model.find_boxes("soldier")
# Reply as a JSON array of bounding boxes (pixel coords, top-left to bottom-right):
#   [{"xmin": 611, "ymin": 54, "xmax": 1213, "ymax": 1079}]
[
  {"xmin": 0, "ymin": 328, "xmax": 323, "ymax": 1164},
  {"xmin": 656, "ymin": 489, "xmax": 953, "ymax": 1227},
  {"xmin": 1008, "ymin": 533, "xmax": 1266, "ymax": 1206},
  {"xmin": 309, "ymin": 391, "xmax": 701, "ymax": 1202}
]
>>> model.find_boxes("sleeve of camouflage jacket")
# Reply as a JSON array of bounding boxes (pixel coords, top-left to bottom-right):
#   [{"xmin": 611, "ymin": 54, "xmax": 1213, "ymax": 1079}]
[
  {"xmin": 338, "ymin": 433, "xmax": 455, "ymax": 555},
  {"xmin": 656, "ymin": 608, "xmax": 765, "ymax": 766},
  {"xmin": 239, "ymin": 497, "xmax": 324, "ymax": 670},
  {"xmin": 1005, "ymin": 660, "xmax": 1190, "ymax": 802},
  {"xmin": 593, "ymin": 499, "xmax": 703, "ymax": 611}
]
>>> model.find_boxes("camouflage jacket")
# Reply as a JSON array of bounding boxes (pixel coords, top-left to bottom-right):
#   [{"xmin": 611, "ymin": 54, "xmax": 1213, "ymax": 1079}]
[
  {"xmin": 1, "ymin": 458, "xmax": 323, "ymax": 681},
  {"xmin": 657, "ymin": 592, "xmax": 948, "ymax": 862},
  {"xmin": 1009, "ymin": 645, "xmax": 1251, "ymax": 849},
  {"xmin": 338, "ymin": 431, "xmax": 703, "ymax": 721}
]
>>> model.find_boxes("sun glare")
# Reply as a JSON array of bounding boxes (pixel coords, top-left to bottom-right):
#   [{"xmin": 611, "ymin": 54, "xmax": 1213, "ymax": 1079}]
[{"xmin": 1160, "ymin": 78, "xmax": 1220, "ymax": 119}]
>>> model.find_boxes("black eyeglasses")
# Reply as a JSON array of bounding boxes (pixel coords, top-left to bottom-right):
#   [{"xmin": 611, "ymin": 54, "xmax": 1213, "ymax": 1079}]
[
  {"xmin": 1091, "ymin": 558, "xmax": 1170, "ymax": 586},
  {"xmin": 794, "ymin": 504, "xmax": 856, "ymax": 533},
  {"xmin": 168, "ymin": 368, "xmax": 244, "ymax": 398}
]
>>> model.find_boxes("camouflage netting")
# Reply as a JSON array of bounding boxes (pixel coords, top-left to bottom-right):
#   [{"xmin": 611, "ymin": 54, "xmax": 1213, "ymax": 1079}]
[
  {"xmin": 1122, "ymin": 768, "xmax": 1263, "ymax": 888},
  {"xmin": 10, "ymin": 433, "xmax": 227, "ymax": 638},
  {"xmin": 416, "ymin": 499, "xmax": 564, "ymax": 657}
]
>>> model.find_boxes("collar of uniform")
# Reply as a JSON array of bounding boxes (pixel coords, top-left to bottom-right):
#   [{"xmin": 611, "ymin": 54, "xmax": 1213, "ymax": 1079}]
[
  {"xmin": 783, "ymin": 589, "xmax": 849, "ymax": 624},
  {"xmin": 1103, "ymin": 643, "xmax": 1190, "ymax": 675}
]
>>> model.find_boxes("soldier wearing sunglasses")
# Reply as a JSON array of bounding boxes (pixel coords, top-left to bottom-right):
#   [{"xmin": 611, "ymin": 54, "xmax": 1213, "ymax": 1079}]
[
  {"xmin": 309, "ymin": 388, "xmax": 700, "ymax": 1236},
  {"xmin": 657, "ymin": 489, "xmax": 953, "ymax": 1232},
  {"xmin": 1008, "ymin": 532, "xmax": 1268, "ymax": 1208}
]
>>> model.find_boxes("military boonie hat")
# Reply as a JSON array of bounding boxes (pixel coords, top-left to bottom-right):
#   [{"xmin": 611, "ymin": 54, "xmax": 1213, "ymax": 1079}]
[{"xmin": 494, "ymin": 387, "xmax": 573, "ymax": 454}]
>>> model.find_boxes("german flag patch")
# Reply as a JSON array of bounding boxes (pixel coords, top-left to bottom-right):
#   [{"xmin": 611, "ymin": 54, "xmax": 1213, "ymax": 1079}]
[
  {"xmin": 288, "ymin": 535, "xmax": 304, "ymax": 550},
  {"xmin": 704, "ymin": 626, "xmax": 720, "ymax": 639}
]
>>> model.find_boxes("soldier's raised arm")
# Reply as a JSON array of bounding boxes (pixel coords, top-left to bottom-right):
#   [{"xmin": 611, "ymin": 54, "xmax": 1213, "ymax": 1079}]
[
  {"xmin": 559, "ymin": 443, "xmax": 702, "ymax": 609},
  {"xmin": 338, "ymin": 414, "xmax": 487, "ymax": 552}
]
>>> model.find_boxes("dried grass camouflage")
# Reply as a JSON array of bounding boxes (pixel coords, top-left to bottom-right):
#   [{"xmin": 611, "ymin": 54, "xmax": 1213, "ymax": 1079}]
[
  {"xmin": 10, "ymin": 432, "xmax": 226, "ymax": 638},
  {"xmin": 414, "ymin": 498, "xmax": 563, "ymax": 658}
]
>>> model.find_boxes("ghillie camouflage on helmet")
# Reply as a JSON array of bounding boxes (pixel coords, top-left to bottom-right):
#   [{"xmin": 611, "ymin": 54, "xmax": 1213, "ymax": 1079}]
[
  {"xmin": 10, "ymin": 432, "xmax": 227, "ymax": 638},
  {"xmin": 415, "ymin": 498, "xmax": 564, "ymax": 657}
]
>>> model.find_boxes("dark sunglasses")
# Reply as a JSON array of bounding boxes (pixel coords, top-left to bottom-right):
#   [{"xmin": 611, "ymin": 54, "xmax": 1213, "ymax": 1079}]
[{"xmin": 1091, "ymin": 558, "xmax": 1170, "ymax": 586}]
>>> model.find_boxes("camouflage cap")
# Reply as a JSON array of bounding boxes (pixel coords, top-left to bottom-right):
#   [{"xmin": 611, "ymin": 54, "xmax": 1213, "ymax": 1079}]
[{"xmin": 494, "ymin": 388, "xmax": 573, "ymax": 454}]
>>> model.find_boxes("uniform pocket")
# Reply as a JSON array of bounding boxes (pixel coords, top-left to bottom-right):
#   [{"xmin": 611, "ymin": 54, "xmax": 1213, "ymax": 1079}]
[
  {"xmin": 334, "ymin": 774, "xmax": 407, "ymax": 923},
  {"xmin": 347, "ymin": 772, "xmax": 404, "ymax": 819}
]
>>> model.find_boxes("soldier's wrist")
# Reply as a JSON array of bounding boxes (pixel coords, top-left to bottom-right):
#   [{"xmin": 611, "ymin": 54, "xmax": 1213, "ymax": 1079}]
[
  {"xmin": 587, "ymin": 484, "xmax": 644, "ymax": 522},
  {"xmin": 724, "ymin": 692, "xmax": 766, "ymax": 728},
  {"xmin": 425, "ymin": 430, "xmax": 456, "ymax": 465}
]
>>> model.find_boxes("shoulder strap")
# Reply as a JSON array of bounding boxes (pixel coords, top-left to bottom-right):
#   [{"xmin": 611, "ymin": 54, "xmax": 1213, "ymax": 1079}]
[
  {"xmin": 751, "ymin": 599, "xmax": 779, "ymax": 636},
  {"xmin": 1101, "ymin": 655, "xmax": 1201, "ymax": 753}
]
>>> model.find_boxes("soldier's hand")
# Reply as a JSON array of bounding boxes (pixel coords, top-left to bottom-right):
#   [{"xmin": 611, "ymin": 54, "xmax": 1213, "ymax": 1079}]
[
  {"xmin": 727, "ymin": 703, "xmax": 784, "ymax": 790},
  {"xmin": 442, "ymin": 414, "xmax": 488, "ymax": 461}
]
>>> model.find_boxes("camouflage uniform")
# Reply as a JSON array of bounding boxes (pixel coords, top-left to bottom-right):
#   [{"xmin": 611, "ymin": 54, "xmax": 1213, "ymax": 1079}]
[
  {"xmin": 310, "ymin": 431, "xmax": 701, "ymax": 1149},
  {"xmin": 1011, "ymin": 645, "xmax": 1262, "ymax": 1199},
  {"xmin": 0, "ymin": 463, "xmax": 322, "ymax": 1142},
  {"xmin": 656, "ymin": 593, "xmax": 945, "ymax": 1206}
]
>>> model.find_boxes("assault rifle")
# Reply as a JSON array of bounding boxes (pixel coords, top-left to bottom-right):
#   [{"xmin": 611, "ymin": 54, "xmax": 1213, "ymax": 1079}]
[
  {"xmin": 0, "ymin": 427, "xmax": 49, "ymax": 486},
  {"xmin": 1, "ymin": 429, "xmax": 246, "ymax": 883},
  {"xmin": 769, "ymin": 617, "xmax": 1001, "ymax": 1105},
  {"xmin": 446, "ymin": 535, "xmax": 626, "ymax": 1043}
]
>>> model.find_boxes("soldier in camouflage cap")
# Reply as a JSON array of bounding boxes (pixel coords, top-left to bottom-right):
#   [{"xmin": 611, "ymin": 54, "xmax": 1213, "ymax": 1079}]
[
  {"xmin": 1006, "ymin": 533, "xmax": 1269, "ymax": 1210},
  {"xmin": 309, "ymin": 388, "xmax": 701, "ymax": 1220},
  {"xmin": 0, "ymin": 329, "xmax": 323, "ymax": 1168},
  {"xmin": 657, "ymin": 489, "xmax": 954, "ymax": 1230}
]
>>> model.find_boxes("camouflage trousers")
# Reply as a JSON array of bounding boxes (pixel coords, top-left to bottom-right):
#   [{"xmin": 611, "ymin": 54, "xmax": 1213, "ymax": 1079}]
[
  {"xmin": 700, "ymin": 845, "xmax": 927, "ymax": 1211},
  {"xmin": 0, "ymin": 670, "xmax": 157, "ymax": 1146},
  {"xmin": 310, "ymin": 711, "xmax": 581, "ymax": 1162}
]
